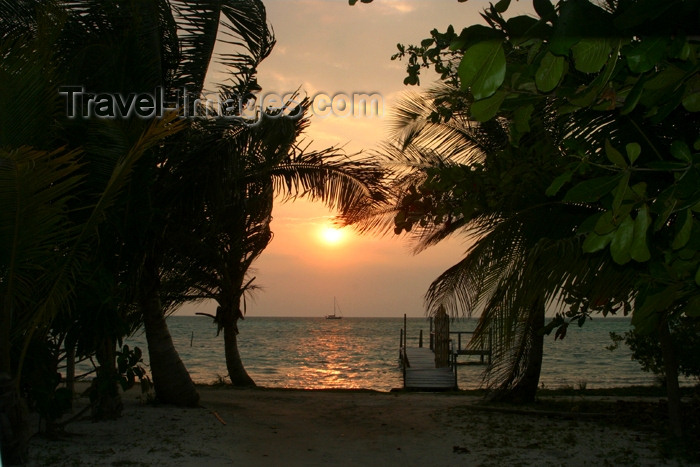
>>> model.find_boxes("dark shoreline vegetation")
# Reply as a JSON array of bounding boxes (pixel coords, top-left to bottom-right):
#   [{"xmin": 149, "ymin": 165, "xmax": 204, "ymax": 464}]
[{"xmin": 2, "ymin": 0, "xmax": 699, "ymax": 465}]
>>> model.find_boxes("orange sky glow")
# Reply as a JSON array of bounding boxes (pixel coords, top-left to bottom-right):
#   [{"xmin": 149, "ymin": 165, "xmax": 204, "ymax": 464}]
[{"xmin": 178, "ymin": 0, "xmax": 535, "ymax": 318}]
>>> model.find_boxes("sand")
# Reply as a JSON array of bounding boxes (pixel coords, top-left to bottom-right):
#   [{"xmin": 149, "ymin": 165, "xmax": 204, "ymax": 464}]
[{"xmin": 26, "ymin": 386, "xmax": 691, "ymax": 467}]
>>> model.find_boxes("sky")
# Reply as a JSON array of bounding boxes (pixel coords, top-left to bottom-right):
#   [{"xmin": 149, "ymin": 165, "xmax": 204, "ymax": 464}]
[{"xmin": 177, "ymin": 0, "xmax": 534, "ymax": 318}]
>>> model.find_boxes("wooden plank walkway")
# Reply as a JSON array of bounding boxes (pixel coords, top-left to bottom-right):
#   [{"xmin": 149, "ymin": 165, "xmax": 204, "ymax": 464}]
[{"xmin": 403, "ymin": 347, "xmax": 456, "ymax": 390}]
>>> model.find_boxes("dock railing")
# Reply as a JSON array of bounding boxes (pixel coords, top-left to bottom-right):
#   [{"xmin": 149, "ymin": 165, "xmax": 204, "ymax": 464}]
[
  {"xmin": 450, "ymin": 331, "xmax": 492, "ymax": 365},
  {"xmin": 429, "ymin": 318, "xmax": 492, "ymax": 365},
  {"xmin": 400, "ymin": 314, "xmax": 458, "ymax": 390}
]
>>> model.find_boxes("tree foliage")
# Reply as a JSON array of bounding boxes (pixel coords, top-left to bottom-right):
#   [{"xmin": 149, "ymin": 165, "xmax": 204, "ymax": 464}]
[
  {"xmin": 609, "ymin": 317, "xmax": 700, "ymax": 382},
  {"xmin": 352, "ymin": 0, "xmax": 700, "ymax": 437},
  {"xmin": 353, "ymin": 0, "xmax": 700, "ymax": 342}
]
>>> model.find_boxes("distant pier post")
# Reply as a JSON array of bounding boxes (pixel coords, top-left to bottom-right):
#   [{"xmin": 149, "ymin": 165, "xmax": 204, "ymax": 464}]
[
  {"xmin": 429, "ymin": 317, "xmax": 434, "ymax": 351},
  {"xmin": 403, "ymin": 314, "xmax": 407, "ymax": 349},
  {"xmin": 434, "ymin": 306, "xmax": 449, "ymax": 368}
]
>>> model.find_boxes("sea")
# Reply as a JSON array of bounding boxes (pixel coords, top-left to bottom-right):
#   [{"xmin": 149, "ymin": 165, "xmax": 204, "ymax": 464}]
[{"xmin": 119, "ymin": 316, "xmax": 686, "ymax": 392}]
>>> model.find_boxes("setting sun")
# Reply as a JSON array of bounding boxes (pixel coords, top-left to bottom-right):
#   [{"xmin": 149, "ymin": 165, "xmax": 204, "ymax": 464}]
[{"xmin": 319, "ymin": 226, "xmax": 345, "ymax": 246}]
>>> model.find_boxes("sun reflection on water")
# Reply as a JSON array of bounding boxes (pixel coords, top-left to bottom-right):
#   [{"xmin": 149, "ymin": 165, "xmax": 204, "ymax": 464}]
[{"xmin": 112, "ymin": 317, "xmax": 658, "ymax": 392}]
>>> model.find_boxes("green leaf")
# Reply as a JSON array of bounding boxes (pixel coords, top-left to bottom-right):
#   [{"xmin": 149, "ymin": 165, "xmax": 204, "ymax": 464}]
[
  {"xmin": 564, "ymin": 175, "xmax": 621, "ymax": 203},
  {"xmin": 630, "ymin": 205, "xmax": 651, "ymax": 262},
  {"xmin": 513, "ymin": 104, "xmax": 534, "ymax": 135},
  {"xmin": 632, "ymin": 289, "xmax": 675, "ymax": 335},
  {"xmin": 458, "ymin": 41, "xmax": 506, "ymax": 100},
  {"xmin": 672, "ymin": 209, "xmax": 693, "ymax": 250},
  {"xmin": 577, "ymin": 212, "xmax": 602, "ymax": 235},
  {"xmin": 494, "ymin": 0, "xmax": 511, "ymax": 13},
  {"xmin": 571, "ymin": 38, "xmax": 610, "ymax": 73},
  {"xmin": 506, "ymin": 16, "xmax": 542, "ymax": 44},
  {"xmin": 535, "ymin": 52, "xmax": 566, "ymax": 93},
  {"xmin": 594, "ymin": 210, "xmax": 617, "ymax": 235},
  {"xmin": 621, "ymin": 75, "xmax": 647, "ymax": 115},
  {"xmin": 548, "ymin": 0, "xmax": 607, "ymax": 56},
  {"xmin": 670, "ymin": 140, "xmax": 691, "ymax": 162},
  {"xmin": 611, "ymin": 171, "xmax": 631, "ymax": 213},
  {"xmin": 626, "ymin": 143, "xmax": 641, "ymax": 165},
  {"xmin": 644, "ymin": 65, "xmax": 686, "ymax": 91},
  {"xmin": 614, "ymin": 1, "xmax": 675, "ymax": 29},
  {"xmin": 545, "ymin": 170, "xmax": 573, "ymax": 197},
  {"xmin": 626, "ymin": 37, "xmax": 669, "ymax": 73},
  {"xmin": 682, "ymin": 75, "xmax": 700, "ymax": 112},
  {"xmin": 685, "ymin": 295, "xmax": 700, "ymax": 317},
  {"xmin": 683, "ymin": 90, "xmax": 700, "ymax": 112},
  {"xmin": 630, "ymin": 182, "xmax": 647, "ymax": 200},
  {"xmin": 610, "ymin": 215, "xmax": 634, "ymax": 264},
  {"xmin": 582, "ymin": 231, "xmax": 613, "ymax": 253},
  {"xmin": 450, "ymin": 38, "xmax": 467, "ymax": 51},
  {"xmin": 695, "ymin": 264, "xmax": 700, "ymax": 287},
  {"xmin": 470, "ymin": 90, "xmax": 506, "ymax": 122},
  {"xmin": 568, "ymin": 85, "xmax": 600, "ymax": 107},
  {"xmin": 605, "ymin": 139, "xmax": 627, "ymax": 168},
  {"xmin": 652, "ymin": 187, "xmax": 678, "ymax": 232},
  {"xmin": 533, "ymin": 0, "xmax": 555, "ymax": 18}
]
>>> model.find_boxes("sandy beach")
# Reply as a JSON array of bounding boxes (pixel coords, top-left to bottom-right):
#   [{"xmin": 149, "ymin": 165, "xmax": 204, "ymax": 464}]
[{"xmin": 26, "ymin": 385, "xmax": 695, "ymax": 467}]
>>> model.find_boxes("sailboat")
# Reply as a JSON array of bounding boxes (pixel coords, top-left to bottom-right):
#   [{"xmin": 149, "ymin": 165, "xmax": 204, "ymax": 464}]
[{"xmin": 325, "ymin": 297, "xmax": 343, "ymax": 319}]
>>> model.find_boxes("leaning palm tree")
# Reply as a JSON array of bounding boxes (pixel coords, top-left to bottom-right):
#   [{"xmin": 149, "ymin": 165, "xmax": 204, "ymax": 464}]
[
  {"xmin": 348, "ymin": 87, "xmax": 632, "ymax": 401},
  {"xmin": 6, "ymin": 0, "xmax": 202, "ymax": 411},
  {"xmin": 124, "ymin": 0, "xmax": 277, "ymax": 405},
  {"xmin": 160, "ymin": 97, "xmax": 385, "ymax": 386},
  {"xmin": 1, "ymin": 0, "xmax": 278, "ymax": 415},
  {"xmin": 0, "ymin": 3, "xmax": 184, "ymax": 459}
]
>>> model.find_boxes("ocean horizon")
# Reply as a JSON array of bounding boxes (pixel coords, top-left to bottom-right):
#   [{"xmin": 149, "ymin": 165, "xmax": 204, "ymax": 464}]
[{"xmin": 107, "ymin": 315, "xmax": 694, "ymax": 392}]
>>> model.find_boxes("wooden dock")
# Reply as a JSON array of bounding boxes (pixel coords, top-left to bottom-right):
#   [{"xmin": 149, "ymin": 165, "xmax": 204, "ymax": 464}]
[
  {"xmin": 398, "ymin": 313, "xmax": 492, "ymax": 391},
  {"xmin": 403, "ymin": 347, "xmax": 457, "ymax": 390}
]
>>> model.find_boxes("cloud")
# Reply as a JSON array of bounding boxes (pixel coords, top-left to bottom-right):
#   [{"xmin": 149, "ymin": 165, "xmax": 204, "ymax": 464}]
[{"xmin": 385, "ymin": 1, "xmax": 416, "ymax": 14}]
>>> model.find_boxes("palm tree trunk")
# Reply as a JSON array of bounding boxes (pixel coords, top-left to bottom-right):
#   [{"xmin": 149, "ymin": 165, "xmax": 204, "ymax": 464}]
[
  {"xmin": 0, "ymin": 373, "xmax": 29, "ymax": 466},
  {"xmin": 222, "ymin": 310, "xmax": 256, "ymax": 387},
  {"xmin": 142, "ymin": 289, "xmax": 200, "ymax": 406},
  {"xmin": 658, "ymin": 317, "xmax": 683, "ymax": 438},
  {"xmin": 91, "ymin": 336, "xmax": 122, "ymax": 420},
  {"xmin": 141, "ymin": 263, "xmax": 199, "ymax": 406},
  {"xmin": 65, "ymin": 337, "xmax": 76, "ymax": 398},
  {"xmin": 492, "ymin": 299, "xmax": 545, "ymax": 403},
  {"xmin": 1, "ymin": 304, "xmax": 29, "ymax": 465}
]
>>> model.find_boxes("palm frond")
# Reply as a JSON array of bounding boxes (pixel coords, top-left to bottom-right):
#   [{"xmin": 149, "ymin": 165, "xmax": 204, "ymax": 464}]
[
  {"xmin": 1, "ymin": 113, "xmax": 184, "ymax": 374},
  {"xmin": 168, "ymin": 0, "xmax": 223, "ymax": 95},
  {"xmin": 218, "ymin": 0, "xmax": 275, "ymax": 92},
  {"xmin": 168, "ymin": 0, "xmax": 274, "ymax": 96}
]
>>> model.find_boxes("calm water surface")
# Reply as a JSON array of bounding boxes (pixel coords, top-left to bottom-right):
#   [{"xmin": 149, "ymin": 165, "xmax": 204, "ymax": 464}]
[{"xmin": 119, "ymin": 316, "xmax": 674, "ymax": 392}]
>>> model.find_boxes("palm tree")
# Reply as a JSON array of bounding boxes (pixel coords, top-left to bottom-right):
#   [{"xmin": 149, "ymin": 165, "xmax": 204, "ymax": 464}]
[
  {"xmin": 0, "ymin": 2, "xmax": 184, "ymax": 457},
  {"xmin": 159, "ymin": 97, "xmax": 385, "ymax": 386},
  {"xmin": 1, "ymin": 0, "xmax": 278, "ymax": 441},
  {"xmin": 59, "ymin": 0, "xmax": 277, "ymax": 407},
  {"xmin": 127, "ymin": 0, "xmax": 281, "ymax": 405},
  {"xmin": 348, "ymin": 87, "xmax": 632, "ymax": 402}
]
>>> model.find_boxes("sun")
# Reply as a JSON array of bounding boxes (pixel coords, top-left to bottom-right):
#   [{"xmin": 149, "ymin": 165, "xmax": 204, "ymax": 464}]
[{"xmin": 319, "ymin": 226, "xmax": 345, "ymax": 246}]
